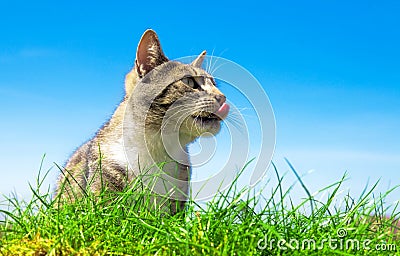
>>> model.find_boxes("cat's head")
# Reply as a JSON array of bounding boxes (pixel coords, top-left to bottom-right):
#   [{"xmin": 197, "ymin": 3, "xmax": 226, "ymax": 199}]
[{"xmin": 125, "ymin": 30, "xmax": 229, "ymax": 140}]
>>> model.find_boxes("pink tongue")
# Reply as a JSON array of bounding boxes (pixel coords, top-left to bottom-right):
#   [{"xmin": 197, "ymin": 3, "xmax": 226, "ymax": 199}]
[{"xmin": 215, "ymin": 102, "xmax": 230, "ymax": 120}]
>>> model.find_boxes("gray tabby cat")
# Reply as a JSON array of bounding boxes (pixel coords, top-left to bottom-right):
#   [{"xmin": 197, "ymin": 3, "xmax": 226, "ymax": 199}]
[{"xmin": 56, "ymin": 29, "xmax": 229, "ymax": 213}]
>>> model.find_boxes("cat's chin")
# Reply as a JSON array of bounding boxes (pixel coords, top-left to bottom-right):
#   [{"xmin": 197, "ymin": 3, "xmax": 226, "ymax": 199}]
[{"xmin": 187, "ymin": 116, "xmax": 222, "ymax": 136}]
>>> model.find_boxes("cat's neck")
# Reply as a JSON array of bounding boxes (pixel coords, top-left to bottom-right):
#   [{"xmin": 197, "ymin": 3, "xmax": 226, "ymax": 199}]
[{"xmin": 117, "ymin": 99, "xmax": 192, "ymax": 169}]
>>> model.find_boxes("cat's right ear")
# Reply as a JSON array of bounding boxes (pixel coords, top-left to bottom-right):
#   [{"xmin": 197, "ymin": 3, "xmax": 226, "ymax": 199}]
[
  {"xmin": 135, "ymin": 29, "xmax": 168, "ymax": 78},
  {"xmin": 191, "ymin": 50, "xmax": 206, "ymax": 68}
]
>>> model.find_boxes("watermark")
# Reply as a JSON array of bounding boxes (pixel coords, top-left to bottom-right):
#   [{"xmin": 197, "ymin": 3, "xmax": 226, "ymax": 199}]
[{"xmin": 257, "ymin": 228, "xmax": 397, "ymax": 252}]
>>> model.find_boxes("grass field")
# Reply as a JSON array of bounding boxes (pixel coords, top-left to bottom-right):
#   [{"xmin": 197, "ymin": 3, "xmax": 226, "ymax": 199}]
[{"xmin": 0, "ymin": 159, "xmax": 399, "ymax": 255}]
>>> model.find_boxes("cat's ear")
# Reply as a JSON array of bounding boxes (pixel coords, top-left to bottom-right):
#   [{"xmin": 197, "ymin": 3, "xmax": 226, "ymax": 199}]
[
  {"xmin": 135, "ymin": 29, "xmax": 168, "ymax": 78},
  {"xmin": 191, "ymin": 50, "xmax": 206, "ymax": 68}
]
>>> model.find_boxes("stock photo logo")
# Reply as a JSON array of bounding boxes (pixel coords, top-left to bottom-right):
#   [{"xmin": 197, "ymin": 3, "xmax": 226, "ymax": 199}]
[
  {"xmin": 257, "ymin": 228, "xmax": 397, "ymax": 252},
  {"xmin": 122, "ymin": 54, "xmax": 276, "ymax": 201}
]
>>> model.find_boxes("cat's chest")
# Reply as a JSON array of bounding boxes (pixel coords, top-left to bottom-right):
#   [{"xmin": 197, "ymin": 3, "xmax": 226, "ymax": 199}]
[
  {"xmin": 147, "ymin": 134, "xmax": 189, "ymax": 166},
  {"xmin": 107, "ymin": 131, "xmax": 189, "ymax": 175}
]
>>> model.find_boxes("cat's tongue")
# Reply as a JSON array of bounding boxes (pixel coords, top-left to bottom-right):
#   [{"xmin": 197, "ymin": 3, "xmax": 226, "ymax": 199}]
[{"xmin": 215, "ymin": 102, "xmax": 230, "ymax": 120}]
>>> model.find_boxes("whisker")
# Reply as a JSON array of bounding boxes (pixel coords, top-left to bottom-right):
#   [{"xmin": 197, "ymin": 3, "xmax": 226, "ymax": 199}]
[
  {"xmin": 210, "ymin": 62, "xmax": 227, "ymax": 76},
  {"xmin": 224, "ymin": 116, "xmax": 246, "ymax": 134},
  {"xmin": 206, "ymin": 48, "xmax": 216, "ymax": 73},
  {"xmin": 160, "ymin": 100, "xmax": 241, "ymax": 134},
  {"xmin": 228, "ymin": 108, "xmax": 257, "ymax": 120},
  {"xmin": 209, "ymin": 48, "xmax": 228, "ymax": 75},
  {"xmin": 165, "ymin": 107, "xmax": 193, "ymax": 131}
]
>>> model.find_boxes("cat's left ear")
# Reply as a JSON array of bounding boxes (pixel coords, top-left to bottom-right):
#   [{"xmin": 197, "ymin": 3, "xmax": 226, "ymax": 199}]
[
  {"xmin": 191, "ymin": 50, "xmax": 206, "ymax": 68},
  {"xmin": 135, "ymin": 29, "xmax": 168, "ymax": 78}
]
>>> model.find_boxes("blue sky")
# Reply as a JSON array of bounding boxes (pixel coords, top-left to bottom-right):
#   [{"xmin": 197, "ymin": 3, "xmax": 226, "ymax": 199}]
[{"xmin": 0, "ymin": 1, "xmax": 399, "ymax": 205}]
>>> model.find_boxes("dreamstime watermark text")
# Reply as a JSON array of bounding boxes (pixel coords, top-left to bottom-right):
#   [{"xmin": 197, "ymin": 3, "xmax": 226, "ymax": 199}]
[{"xmin": 257, "ymin": 228, "xmax": 397, "ymax": 252}]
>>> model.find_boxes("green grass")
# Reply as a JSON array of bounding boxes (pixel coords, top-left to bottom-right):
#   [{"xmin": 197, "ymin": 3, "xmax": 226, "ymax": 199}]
[{"xmin": 0, "ymin": 158, "xmax": 399, "ymax": 255}]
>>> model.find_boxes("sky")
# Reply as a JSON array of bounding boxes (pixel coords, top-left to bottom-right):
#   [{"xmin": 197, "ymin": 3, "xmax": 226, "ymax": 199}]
[{"xmin": 0, "ymin": 1, "xmax": 399, "ymax": 208}]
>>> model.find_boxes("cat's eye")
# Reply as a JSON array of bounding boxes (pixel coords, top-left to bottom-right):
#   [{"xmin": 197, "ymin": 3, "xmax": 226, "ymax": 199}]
[{"xmin": 181, "ymin": 77, "xmax": 199, "ymax": 89}]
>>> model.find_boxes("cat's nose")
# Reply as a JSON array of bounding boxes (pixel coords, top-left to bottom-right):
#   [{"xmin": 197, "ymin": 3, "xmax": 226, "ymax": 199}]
[{"xmin": 215, "ymin": 94, "xmax": 226, "ymax": 105}]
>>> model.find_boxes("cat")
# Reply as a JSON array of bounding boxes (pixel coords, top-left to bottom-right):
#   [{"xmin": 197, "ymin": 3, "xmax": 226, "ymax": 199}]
[{"xmin": 55, "ymin": 29, "xmax": 230, "ymax": 214}]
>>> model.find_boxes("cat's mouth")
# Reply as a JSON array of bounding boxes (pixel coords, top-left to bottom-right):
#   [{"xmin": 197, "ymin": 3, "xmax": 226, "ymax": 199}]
[
  {"xmin": 193, "ymin": 112, "xmax": 222, "ymax": 122},
  {"xmin": 192, "ymin": 103, "xmax": 230, "ymax": 123}
]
